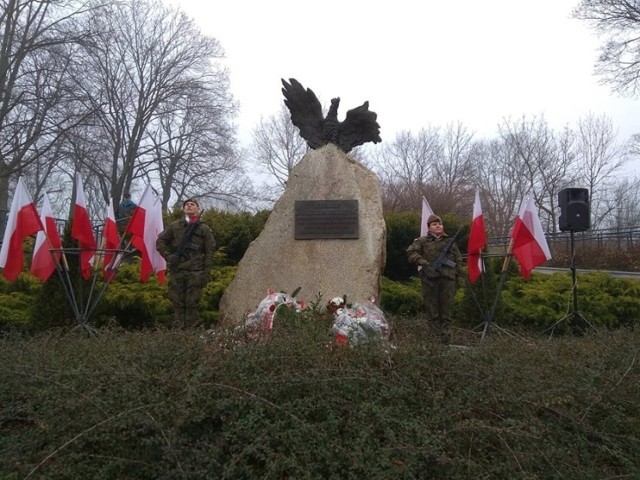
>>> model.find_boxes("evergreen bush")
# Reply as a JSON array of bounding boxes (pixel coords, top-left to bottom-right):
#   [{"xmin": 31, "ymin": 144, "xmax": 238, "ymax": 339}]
[{"xmin": 1, "ymin": 325, "xmax": 638, "ymax": 479}]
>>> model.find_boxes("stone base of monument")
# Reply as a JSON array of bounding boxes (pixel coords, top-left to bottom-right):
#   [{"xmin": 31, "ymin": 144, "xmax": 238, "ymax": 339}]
[{"xmin": 218, "ymin": 144, "xmax": 386, "ymax": 326}]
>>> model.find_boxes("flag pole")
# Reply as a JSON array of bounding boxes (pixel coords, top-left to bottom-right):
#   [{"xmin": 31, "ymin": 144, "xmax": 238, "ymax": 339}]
[
  {"xmin": 467, "ymin": 253, "xmax": 491, "ymax": 327},
  {"xmin": 83, "ymin": 226, "xmax": 112, "ymax": 319},
  {"xmin": 40, "ymin": 230, "xmax": 85, "ymax": 327},
  {"xmin": 482, "ymin": 238, "xmax": 514, "ymax": 339},
  {"xmin": 84, "ymin": 240, "xmax": 134, "ymax": 321}
]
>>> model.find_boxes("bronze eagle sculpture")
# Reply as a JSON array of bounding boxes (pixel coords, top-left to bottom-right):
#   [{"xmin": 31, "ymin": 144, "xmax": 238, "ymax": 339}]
[{"xmin": 281, "ymin": 78, "xmax": 381, "ymax": 153}]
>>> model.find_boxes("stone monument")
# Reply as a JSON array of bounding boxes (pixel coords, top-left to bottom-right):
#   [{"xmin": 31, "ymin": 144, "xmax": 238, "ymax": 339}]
[{"xmin": 218, "ymin": 144, "xmax": 386, "ymax": 326}]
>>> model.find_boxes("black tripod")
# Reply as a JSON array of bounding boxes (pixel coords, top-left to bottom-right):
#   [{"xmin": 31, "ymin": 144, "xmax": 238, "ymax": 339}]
[{"xmin": 544, "ymin": 230, "xmax": 597, "ymax": 336}]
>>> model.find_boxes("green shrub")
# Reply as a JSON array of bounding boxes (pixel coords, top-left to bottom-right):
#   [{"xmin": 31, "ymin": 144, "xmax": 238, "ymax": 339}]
[
  {"xmin": 0, "ymin": 291, "xmax": 35, "ymax": 330},
  {"xmin": 99, "ymin": 261, "xmax": 172, "ymax": 329},
  {"xmin": 1, "ymin": 326, "xmax": 639, "ymax": 478},
  {"xmin": 456, "ymin": 256, "xmax": 516, "ymax": 329},
  {"xmin": 0, "ymin": 274, "xmax": 45, "ymax": 332},
  {"xmin": 500, "ymin": 272, "xmax": 640, "ymax": 332},
  {"xmin": 199, "ymin": 265, "xmax": 237, "ymax": 328},
  {"xmin": 379, "ymin": 276, "xmax": 422, "ymax": 315},
  {"xmin": 383, "ymin": 210, "xmax": 421, "ymax": 281},
  {"xmin": 383, "ymin": 268, "xmax": 640, "ymax": 333},
  {"xmin": 200, "ymin": 209, "xmax": 270, "ymax": 266}
]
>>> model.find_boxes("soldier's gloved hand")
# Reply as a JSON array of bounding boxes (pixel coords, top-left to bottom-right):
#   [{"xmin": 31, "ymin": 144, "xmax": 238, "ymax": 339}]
[{"xmin": 422, "ymin": 266, "xmax": 438, "ymax": 279}]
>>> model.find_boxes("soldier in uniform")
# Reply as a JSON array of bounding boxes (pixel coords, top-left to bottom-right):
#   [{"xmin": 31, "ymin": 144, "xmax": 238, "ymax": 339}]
[
  {"xmin": 407, "ymin": 214, "xmax": 464, "ymax": 344},
  {"xmin": 156, "ymin": 198, "xmax": 216, "ymax": 328}
]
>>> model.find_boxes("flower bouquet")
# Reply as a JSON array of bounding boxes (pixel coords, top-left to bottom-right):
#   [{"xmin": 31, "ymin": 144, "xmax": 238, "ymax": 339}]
[
  {"xmin": 243, "ymin": 288, "xmax": 305, "ymax": 335},
  {"xmin": 330, "ymin": 297, "xmax": 389, "ymax": 346}
]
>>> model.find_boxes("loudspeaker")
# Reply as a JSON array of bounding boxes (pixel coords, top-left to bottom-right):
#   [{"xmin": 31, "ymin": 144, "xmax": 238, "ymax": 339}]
[{"xmin": 558, "ymin": 188, "xmax": 590, "ymax": 232}]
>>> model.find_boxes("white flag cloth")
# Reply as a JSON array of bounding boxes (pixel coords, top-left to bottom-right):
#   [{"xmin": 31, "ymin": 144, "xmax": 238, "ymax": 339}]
[
  {"xmin": 511, "ymin": 196, "xmax": 552, "ymax": 278},
  {"xmin": 125, "ymin": 185, "xmax": 166, "ymax": 283},
  {"xmin": 0, "ymin": 178, "xmax": 43, "ymax": 281},
  {"xmin": 467, "ymin": 188, "xmax": 487, "ymax": 283},
  {"xmin": 71, "ymin": 173, "xmax": 96, "ymax": 279},
  {"xmin": 30, "ymin": 192, "xmax": 62, "ymax": 281},
  {"xmin": 102, "ymin": 199, "xmax": 121, "ymax": 281},
  {"xmin": 420, "ymin": 195, "xmax": 435, "ymax": 236}
]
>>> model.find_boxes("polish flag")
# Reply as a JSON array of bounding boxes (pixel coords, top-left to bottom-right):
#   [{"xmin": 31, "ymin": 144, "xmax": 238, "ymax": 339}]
[
  {"xmin": 30, "ymin": 192, "xmax": 62, "ymax": 281},
  {"xmin": 102, "ymin": 199, "xmax": 120, "ymax": 281},
  {"xmin": 467, "ymin": 188, "xmax": 487, "ymax": 284},
  {"xmin": 125, "ymin": 185, "xmax": 166, "ymax": 283},
  {"xmin": 510, "ymin": 196, "xmax": 552, "ymax": 278},
  {"xmin": 0, "ymin": 178, "xmax": 44, "ymax": 281},
  {"xmin": 420, "ymin": 195, "xmax": 435, "ymax": 236},
  {"xmin": 71, "ymin": 173, "xmax": 96, "ymax": 279}
]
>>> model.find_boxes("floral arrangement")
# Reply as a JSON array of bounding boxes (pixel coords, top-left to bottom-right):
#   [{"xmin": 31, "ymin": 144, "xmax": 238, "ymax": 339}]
[
  {"xmin": 244, "ymin": 289, "xmax": 305, "ymax": 333},
  {"xmin": 327, "ymin": 296, "xmax": 348, "ymax": 315},
  {"xmin": 330, "ymin": 297, "xmax": 389, "ymax": 346},
  {"xmin": 241, "ymin": 290, "xmax": 389, "ymax": 347}
]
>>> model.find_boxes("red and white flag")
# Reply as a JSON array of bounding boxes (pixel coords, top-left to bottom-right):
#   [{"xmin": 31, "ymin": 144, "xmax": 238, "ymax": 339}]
[
  {"xmin": 71, "ymin": 173, "xmax": 96, "ymax": 279},
  {"xmin": 510, "ymin": 196, "xmax": 552, "ymax": 278},
  {"xmin": 102, "ymin": 199, "xmax": 120, "ymax": 281},
  {"xmin": 420, "ymin": 195, "xmax": 435, "ymax": 236},
  {"xmin": 30, "ymin": 192, "xmax": 62, "ymax": 282},
  {"xmin": 125, "ymin": 185, "xmax": 166, "ymax": 283},
  {"xmin": 467, "ymin": 188, "xmax": 487, "ymax": 284},
  {"xmin": 0, "ymin": 178, "xmax": 44, "ymax": 281}
]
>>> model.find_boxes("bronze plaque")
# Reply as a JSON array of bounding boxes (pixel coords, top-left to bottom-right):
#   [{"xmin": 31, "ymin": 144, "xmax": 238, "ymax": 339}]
[{"xmin": 295, "ymin": 200, "xmax": 359, "ymax": 239}]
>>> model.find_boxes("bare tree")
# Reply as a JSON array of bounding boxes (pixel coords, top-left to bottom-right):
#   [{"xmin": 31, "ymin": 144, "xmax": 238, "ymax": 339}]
[
  {"xmin": 574, "ymin": 113, "xmax": 627, "ymax": 227},
  {"xmin": 373, "ymin": 123, "xmax": 477, "ymax": 216},
  {"xmin": 0, "ymin": 0, "xmax": 98, "ymax": 211},
  {"xmin": 148, "ymin": 92, "xmax": 252, "ymax": 211},
  {"xmin": 473, "ymin": 138, "xmax": 527, "ymax": 237},
  {"xmin": 372, "ymin": 128, "xmax": 441, "ymax": 211},
  {"xmin": 602, "ymin": 176, "xmax": 640, "ymax": 228},
  {"xmin": 69, "ymin": 0, "xmax": 237, "ymax": 207},
  {"xmin": 430, "ymin": 122, "xmax": 477, "ymax": 216},
  {"xmin": 574, "ymin": 0, "xmax": 640, "ymax": 96},
  {"xmin": 249, "ymin": 105, "xmax": 308, "ymax": 198},
  {"xmin": 498, "ymin": 116, "xmax": 577, "ymax": 231}
]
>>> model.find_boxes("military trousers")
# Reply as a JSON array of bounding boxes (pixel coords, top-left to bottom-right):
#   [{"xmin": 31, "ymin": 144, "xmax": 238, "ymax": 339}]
[
  {"xmin": 421, "ymin": 276, "xmax": 457, "ymax": 338},
  {"xmin": 168, "ymin": 269, "xmax": 206, "ymax": 329}
]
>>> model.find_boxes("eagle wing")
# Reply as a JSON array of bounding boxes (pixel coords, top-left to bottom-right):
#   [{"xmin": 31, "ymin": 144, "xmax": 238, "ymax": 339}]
[
  {"xmin": 338, "ymin": 101, "xmax": 382, "ymax": 153},
  {"xmin": 281, "ymin": 78, "xmax": 325, "ymax": 149}
]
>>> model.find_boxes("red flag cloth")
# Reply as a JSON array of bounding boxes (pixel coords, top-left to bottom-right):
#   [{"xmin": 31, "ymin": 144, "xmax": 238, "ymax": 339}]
[
  {"xmin": 102, "ymin": 199, "xmax": 120, "ymax": 281},
  {"xmin": 30, "ymin": 192, "xmax": 62, "ymax": 281},
  {"xmin": 71, "ymin": 173, "xmax": 96, "ymax": 280},
  {"xmin": 467, "ymin": 188, "xmax": 487, "ymax": 284},
  {"xmin": 125, "ymin": 185, "xmax": 166, "ymax": 283},
  {"xmin": 0, "ymin": 178, "xmax": 44, "ymax": 281},
  {"xmin": 510, "ymin": 196, "xmax": 552, "ymax": 278},
  {"xmin": 420, "ymin": 195, "xmax": 435, "ymax": 236}
]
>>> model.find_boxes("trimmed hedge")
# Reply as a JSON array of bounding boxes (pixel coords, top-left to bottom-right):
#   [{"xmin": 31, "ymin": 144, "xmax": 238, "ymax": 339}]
[{"xmin": 2, "ymin": 262, "xmax": 640, "ymax": 333}]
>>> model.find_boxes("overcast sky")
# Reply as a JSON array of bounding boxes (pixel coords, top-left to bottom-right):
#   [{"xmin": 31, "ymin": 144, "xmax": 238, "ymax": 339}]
[{"xmin": 170, "ymin": 0, "xmax": 640, "ymax": 149}]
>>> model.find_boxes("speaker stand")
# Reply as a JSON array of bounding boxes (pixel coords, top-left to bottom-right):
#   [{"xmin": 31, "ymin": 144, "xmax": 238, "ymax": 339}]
[{"xmin": 544, "ymin": 230, "xmax": 597, "ymax": 337}]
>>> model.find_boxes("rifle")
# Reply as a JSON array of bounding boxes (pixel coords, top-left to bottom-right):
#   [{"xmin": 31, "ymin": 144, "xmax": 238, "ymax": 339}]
[
  {"xmin": 171, "ymin": 209, "xmax": 205, "ymax": 268},
  {"xmin": 421, "ymin": 226, "xmax": 463, "ymax": 286}
]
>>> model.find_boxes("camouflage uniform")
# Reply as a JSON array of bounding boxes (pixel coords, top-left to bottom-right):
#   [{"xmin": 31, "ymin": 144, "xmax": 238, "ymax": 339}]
[
  {"xmin": 156, "ymin": 218, "xmax": 216, "ymax": 328},
  {"xmin": 407, "ymin": 232, "xmax": 464, "ymax": 342}
]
